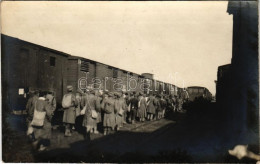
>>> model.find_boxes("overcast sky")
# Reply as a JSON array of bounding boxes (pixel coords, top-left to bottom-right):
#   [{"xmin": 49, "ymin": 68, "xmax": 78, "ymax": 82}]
[{"xmin": 1, "ymin": 1, "xmax": 233, "ymax": 94}]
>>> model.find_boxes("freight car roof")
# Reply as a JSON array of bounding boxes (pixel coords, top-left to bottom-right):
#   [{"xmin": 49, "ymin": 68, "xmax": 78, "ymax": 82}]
[
  {"xmin": 187, "ymin": 86, "xmax": 207, "ymax": 89},
  {"xmin": 2, "ymin": 34, "xmax": 71, "ymax": 57}
]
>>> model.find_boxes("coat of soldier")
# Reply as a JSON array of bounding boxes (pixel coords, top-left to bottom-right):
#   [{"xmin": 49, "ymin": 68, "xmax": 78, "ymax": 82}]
[
  {"xmin": 101, "ymin": 92, "xmax": 116, "ymax": 135},
  {"xmin": 26, "ymin": 90, "xmax": 39, "ymax": 126},
  {"xmin": 146, "ymin": 94, "xmax": 156, "ymax": 121},
  {"xmin": 81, "ymin": 90, "xmax": 101, "ymax": 139},
  {"xmin": 114, "ymin": 92, "xmax": 126, "ymax": 130},
  {"xmin": 62, "ymin": 85, "xmax": 78, "ymax": 137},
  {"xmin": 137, "ymin": 93, "xmax": 147, "ymax": 122},
  {"xmin": 32, "ymin": 92, "xmax": 53, "ymax": 151}
]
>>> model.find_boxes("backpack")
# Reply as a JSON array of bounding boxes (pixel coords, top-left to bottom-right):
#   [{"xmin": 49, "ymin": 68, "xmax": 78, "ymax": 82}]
[
  {"xmin": 62, "ymin": 94, "xmax": 72, "ymax": 108},
  {"xmin": 31, "ymin": 101, "xmax": 46, "ymax": 127}
]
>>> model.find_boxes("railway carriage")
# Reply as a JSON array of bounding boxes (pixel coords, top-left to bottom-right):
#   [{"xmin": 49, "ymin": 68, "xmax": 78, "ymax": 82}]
[
  {"xmin": 2, "ymin": 34, "xmax": 212, "ymax": 112},
  {"xmin": 187, "ymin": 86, "xmax": 212, "ymax": 101}
]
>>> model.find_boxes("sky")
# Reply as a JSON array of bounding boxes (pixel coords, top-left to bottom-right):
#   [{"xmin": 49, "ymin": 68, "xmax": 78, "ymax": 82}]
[{"xmin": 1, "ymin": 1, "xmax": 233, "ymax": 94}]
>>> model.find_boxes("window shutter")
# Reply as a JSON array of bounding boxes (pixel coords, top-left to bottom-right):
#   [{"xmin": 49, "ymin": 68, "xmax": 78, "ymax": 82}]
[{"xmin": 81, "ymin": 60, "xmax": 89, "ymax": 72}]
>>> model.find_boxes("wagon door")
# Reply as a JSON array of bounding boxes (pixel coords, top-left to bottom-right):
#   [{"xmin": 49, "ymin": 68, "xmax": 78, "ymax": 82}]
[{"xmin": 11, "ymin": 48, "xmax": 30, "ymax": 111}]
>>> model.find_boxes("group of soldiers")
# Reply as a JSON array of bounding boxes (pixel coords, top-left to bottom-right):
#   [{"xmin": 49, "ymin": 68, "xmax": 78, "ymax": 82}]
[{"xmin": 25, "ymin": 85, "xmax": 186, "ymax": 151}]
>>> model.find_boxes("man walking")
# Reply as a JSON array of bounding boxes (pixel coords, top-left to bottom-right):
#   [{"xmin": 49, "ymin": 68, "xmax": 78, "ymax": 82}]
[{"xmin": 62, "ymin": 85, "xmax": 78, "ymax": 137}]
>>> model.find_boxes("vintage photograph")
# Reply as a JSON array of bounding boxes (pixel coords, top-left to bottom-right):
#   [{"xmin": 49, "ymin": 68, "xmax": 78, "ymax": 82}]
[{"xmin": 1, "ymin": 1, "xmax": 259, "ymax": 163}]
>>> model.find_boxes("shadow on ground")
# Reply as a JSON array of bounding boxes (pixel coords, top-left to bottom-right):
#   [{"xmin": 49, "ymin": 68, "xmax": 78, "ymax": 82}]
[{"xmin": 3, "ymin": 102, "xmax": 259, "ymax": 163}]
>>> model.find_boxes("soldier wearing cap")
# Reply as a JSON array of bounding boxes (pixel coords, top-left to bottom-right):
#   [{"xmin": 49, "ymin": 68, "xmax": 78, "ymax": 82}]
[
  {"xmin": 147, "ymin": 93, "xmax": 156, "ymax": 121},
  {"xmin": 26, "ymin": 90, "xmax": 39, "ymax": 126},
  {"xmin": 129, "ymin": 92, "xmax": 138, "ymax": 124},
  {"xmin": 45, "ymin": 91, "xmax": 56, "ymax": 113},
  {"xmin": 26, "ymin": 90, "xmax": 39, "ymax": 139},
  {"xmin": 73, "ymin": 89, "xmax": 83, "ymax": 131},
  {"xmin": 30, "ymin": 91, "xmax": 54, "ymax": 151},
  {"xmin": 81, "ymin": 89, "xmax": 101, "ymax": 140},
  {"xmin": 114, "ymin": 92, "xmax": 126, "ymax": 130},
  {"xmin": 101, "ymin": 92, "xmax": 116, "ymax": 135},
  {"xmin": 62, "ymin": 85, "xmax": 78, "ymax": 137},
  {"xmin": 137, "ymin": 92, "xmax": 147, "ymax": 122},
  {"xmin": 45, "ymin": 90, "xmax": 57, "ymax": 128}
]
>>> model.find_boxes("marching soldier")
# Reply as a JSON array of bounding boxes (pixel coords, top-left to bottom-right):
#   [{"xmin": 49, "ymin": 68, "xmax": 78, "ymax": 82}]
[
  {"xmin": 81, "ymin": 89, "xmax": 101, "ymax": 140},
  {"xmin": 62, "ymin": 85, "xmax": 78, "ymax": 137},
  {"xmin": 101, "ymin": 92, "xmax": 116, "ymax": 135}
]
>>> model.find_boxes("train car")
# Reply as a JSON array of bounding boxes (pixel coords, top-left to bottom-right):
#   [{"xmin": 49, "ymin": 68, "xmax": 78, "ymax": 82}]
[
  {"xmin": 187, "ymin": 86, "xmax": 212, "ymax": 101},
  {"xmin": 2, "ymin": 34, "xmax": 69, "ymax": 111},
  {"xmin": 2, "ymin": 34, "xmax": 188, "ymax": 112}
]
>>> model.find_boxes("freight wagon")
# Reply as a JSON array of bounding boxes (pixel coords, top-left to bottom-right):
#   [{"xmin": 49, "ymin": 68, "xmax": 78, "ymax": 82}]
[
  {"xmin": 187, "ymin": 86, "xmax": 212, "ymax": 101},
  {"xmin": 2, "ymin": 34, "xmax": 188, "ymax": 112},
  {"xmin": 2, "ymin": 34, "xmax": 69, "ymax": 111}
]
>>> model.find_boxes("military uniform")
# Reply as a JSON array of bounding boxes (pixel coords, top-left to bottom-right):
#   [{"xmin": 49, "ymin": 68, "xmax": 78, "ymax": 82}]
[
  {"xmin": 81, "ymin": 92, "xmax": 101, "ymax": 130},
  {"xmin": 32, "ymin": 97, "xmax": 53, "ymax": 150},
  {"xmin": 62, "ymin": 86, "xmax": 78, "ymax": 137},
  {"xmin": 137, "ymin": 96, "xmax": 147, "ymax": 121},
  {"xmin": 101, "ymin": 96, "xmax": 116, "ymax": 129},
  {"xmin": 115, "ymin": 96, "xmax": 126, "ymax": 129}
]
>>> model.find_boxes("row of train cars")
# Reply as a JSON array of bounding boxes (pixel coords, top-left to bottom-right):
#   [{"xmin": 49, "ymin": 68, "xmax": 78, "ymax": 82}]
[{"xmin": 2, "ymin": 34, "xmax": 212, "ymax": 111}]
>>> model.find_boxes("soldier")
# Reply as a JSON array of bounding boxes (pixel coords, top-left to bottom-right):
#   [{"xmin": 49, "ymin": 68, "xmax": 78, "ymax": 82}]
[
  {"xmin": 172, "ymin": 95, "xmax": 178, "ymax": 112},
  {"xmin": 115, "ymin": 92, "xmax": 126, "ymax": 131},
  {"xmin": 154, "ymin": 94, "xmax": 161, "ymax": 120},
  {"xmin": 95, "ymin": 90, "xmax": 103, "ymax": 133},
  {"xmin": 121, "ymin": 92, "xmax": 127, "ymax": 124},
  {"xmin": 176, "ymin": 96, "xmax": 183, "ymax": 112},
  {"xmin": 156, "ymin": 95, "xmax": 162, "ymax": 119},
  {"xmin": 31, "ymin": 91, "xmax": 53, "ymax": 151},
  {"xmin": 26, "ymin": 90, "xmax": 39, "ymax": 137},
  {"xmin": 101, "ymin": 92, "xmax": 116, "ymax": 135},
  {"xmin": 146, "ymin": 93, "xmax": 156, "ymax": 121},
  {"xmin": 45, "ymin": 91, "xmax": 56, "ymax": 113},
  {"xmin": 166, "ymin": 95, "xmax": 174, "ymax": 116},
  {"xmin": 45, "ymin": 91, "xmax": 57, "ymax": 129},
  {"xmin": 129, "ymin": 92, "xmax": 138, "ymax": 124},
  {"xmin": 81, "ymin": 89, "xmax": 101, "ymax": 140},
  {"xmin": 125, "ymin": 92, "xmax": 131, "ymax": 123},
  {"xmin": 137, "ymin": 92, "xmax": 147, "ymax": 122},
  {"xmin": 74, "ymin": 90, "xmax": 83, "ymax": 131},
  {"xmin": 160, "ymin": 95, "xmax": 167, "ymax": 118},
  {"xmin": 62, "ymin": 85, "xmax": 78, "ymax": 137}
]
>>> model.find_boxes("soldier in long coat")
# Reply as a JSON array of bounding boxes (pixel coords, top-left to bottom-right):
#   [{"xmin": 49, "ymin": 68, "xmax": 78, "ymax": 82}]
[
  {"xmin": 95, "ymin": 90, "xmax": 103, "ymax": 127},
  {"xmin": 129, "ymin": 93, "xmax": 138, "ymax": 124},
  {"xmin": 154, "ymin": 95, "xmax": 161, "ymax": 120},
  {"xmin": 81, "ymin": 90, "xmax": 101, "ymax": 140},
  {"xmin": 32, "ymin": 92, "xmax": 53, "ymax": 151},
  {"xmin": 146, "ymin": 94, "xmax": 156, "ymax": 121},
  {"xmin": 26, "ymin": 90, "xmax": 39, "ymax": 135},
  {"xmin": 137, "ymin": 93, "xmax": 147, "ymax": 122},
  {"xmin": 101, "ymin": 92, "xmax": 116, "ymax": 135},
  {"xmin": 45, "ymin": 91, "xmax": 56, "ymax": 113},
  {"xmin": 124, "ymin": 93, "xmax": 131, "ymax": 123},
  {"xmin": 115, "ymin": 92, "xmax": 127, "ymax": 130},
  {"xmin": 62, "ymin": 86, "xmax": 78, "ymax": 137},
  {"xmin": 45, "ymin": 91, "xmax": 57, "ymax": 128},
  {"xmin": 158, "ymin": 95, "xmax": 167, "ymax": 119}
]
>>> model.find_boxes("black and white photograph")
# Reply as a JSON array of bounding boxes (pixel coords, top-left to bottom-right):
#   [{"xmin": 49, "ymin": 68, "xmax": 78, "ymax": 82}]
[{"xmin": 1, "ymin": 1, "xmax": 259, "ymax": 163}]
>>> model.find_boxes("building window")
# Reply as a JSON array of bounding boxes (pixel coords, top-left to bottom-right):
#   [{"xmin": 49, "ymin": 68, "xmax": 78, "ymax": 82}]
[{"xmin": 50, "ymin": 56, "xmax": 56, "ymax": 67}]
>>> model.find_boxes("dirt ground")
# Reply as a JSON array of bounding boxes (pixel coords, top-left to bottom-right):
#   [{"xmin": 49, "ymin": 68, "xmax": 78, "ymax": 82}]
[{"xmin": 2, "ymin": 103, "xmax": 258, "ymax": 163}]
